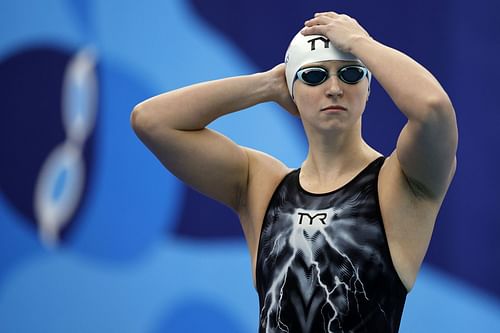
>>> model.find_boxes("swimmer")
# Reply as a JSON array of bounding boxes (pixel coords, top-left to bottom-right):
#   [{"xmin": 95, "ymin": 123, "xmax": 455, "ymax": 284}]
[{"xmin": 131, "ymin": 11, "xmax": 457, "ymax": 333}]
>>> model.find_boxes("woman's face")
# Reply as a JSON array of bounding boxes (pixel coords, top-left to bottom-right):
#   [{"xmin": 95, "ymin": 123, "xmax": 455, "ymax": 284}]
[{"xmin": 293, "ymin": 60, "xmax": 370, "ymax": 133}]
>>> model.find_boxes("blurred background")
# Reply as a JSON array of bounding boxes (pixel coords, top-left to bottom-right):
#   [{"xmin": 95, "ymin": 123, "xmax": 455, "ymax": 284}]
[{"xmin": 0, "ymin": 0, "xmax": 499, "ymax": 332}]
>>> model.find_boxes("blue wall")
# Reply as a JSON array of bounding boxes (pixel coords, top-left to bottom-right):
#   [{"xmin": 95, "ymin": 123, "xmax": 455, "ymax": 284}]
[{"xmin": 0, "ymin": 0, "xmax": 499, "ymax": 332}]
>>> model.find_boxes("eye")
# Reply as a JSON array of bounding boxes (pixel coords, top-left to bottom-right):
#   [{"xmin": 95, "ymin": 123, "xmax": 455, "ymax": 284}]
[
  {"xmin": 338, "ymin": 66, "xmax": 367, "ymax": 84},
  {"xmin": 297, "ymin": 68, "xmax": 328, "ymax": 85}
]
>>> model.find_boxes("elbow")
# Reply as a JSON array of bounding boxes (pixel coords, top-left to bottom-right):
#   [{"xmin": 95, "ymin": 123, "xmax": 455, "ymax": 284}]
[
  {"xmin": 130, "ymin": 104, "xmax": 143, "ymax": 135},
  {"xmin": 427, "ymin": 92, "xmax": 454, "ymax": 114},
  {"xmin": 130, "ymin": 103, "xmax": 153, "ymax": 139},
  {"xmin": 423, "ymin": 93, "xmax": 459, "ymax": 148},
  {"xmin": 416, "ymin": 92, "xmax": 456, "ymax": 126},
  {"xmin": 131, "ymin": 102, "xmax": 181, "ymax": 145}
]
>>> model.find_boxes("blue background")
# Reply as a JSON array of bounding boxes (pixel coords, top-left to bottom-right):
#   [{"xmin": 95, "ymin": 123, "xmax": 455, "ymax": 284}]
[{"xmin": 1, "ymin": 0, "xmax": 499, "ymax": 332}]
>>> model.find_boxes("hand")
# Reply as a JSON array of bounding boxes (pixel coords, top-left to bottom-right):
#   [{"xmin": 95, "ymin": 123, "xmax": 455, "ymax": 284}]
[
  {"xmin": 302, "ymin": 12, "xmax": 371, "ymax": 53},
  {"xmin": 266, "ymin": 63, "xmax": 300, "ymax": 117}
]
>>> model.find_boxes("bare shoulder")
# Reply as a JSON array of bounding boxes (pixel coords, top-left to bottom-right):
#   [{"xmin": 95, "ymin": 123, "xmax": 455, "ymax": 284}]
[
  {"xmin": 245, "ymin": 147, "xmax": 291, "ymax": 190},
  {"xmin": 378, "ymin": 151, "xmax": 456, "ymax": 291},
  {"xmin": 238, "ymin": 147, "xmax": 292, "ymax": 261}
]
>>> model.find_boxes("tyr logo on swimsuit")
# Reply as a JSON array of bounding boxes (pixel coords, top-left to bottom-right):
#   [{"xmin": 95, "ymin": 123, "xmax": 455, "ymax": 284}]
[{"xmin": 295, "ymin": 208, "xmax": 333, "ymax": 228}]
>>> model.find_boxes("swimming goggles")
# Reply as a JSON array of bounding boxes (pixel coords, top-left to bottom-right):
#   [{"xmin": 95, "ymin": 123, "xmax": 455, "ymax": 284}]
[{"xmin": 295, "ymin": 65, "xmax": 368, "ymax": 86}]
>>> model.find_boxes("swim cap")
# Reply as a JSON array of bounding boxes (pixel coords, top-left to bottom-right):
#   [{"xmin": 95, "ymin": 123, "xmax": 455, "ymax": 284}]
[{"xmin": 284, "ymin": 31, "xmax": 370, "ymax": 97}]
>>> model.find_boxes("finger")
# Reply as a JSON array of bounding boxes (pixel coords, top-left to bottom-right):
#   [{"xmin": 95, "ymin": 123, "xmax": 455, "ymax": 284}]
[
  {"xmin": 301, "ymin": 25, "xmax": 327, "ymax": 36},
  {"xmin": 304, "ymin": 16, "xmax": 333, "ymax": 27},
  {"xmin": 314, "ymin": 11, "xmax": 339, "ymax": 17},
  {"xmin": 315, "ymin": 12, "xmax": 353, "ymax": 22}
]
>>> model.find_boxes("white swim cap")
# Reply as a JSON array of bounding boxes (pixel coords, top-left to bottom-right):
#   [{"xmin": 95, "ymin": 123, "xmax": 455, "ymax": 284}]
[{"xmin": 284, "ymin": 31, "xmax": 370, "ymax": 97}]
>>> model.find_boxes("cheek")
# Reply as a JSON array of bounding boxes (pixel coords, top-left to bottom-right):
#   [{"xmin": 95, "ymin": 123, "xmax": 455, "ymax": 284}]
[
  {"xmin": 293, "ymin": 87, "xmax": 316, "ymax": 112},
  {"xmin": 353, "ymin": 84, "xmax": 370, "ymax": 106}
]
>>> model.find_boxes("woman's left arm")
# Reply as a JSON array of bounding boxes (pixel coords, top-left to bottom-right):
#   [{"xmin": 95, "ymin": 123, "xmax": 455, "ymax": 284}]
[{"xmin": 304, "ymin": 12, "xmax": 458, "ymax": 199}]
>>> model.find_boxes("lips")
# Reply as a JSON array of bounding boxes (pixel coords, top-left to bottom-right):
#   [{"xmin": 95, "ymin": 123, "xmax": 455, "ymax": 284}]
[{"xmin": 320, "ymin": 105, "xmax": 347, "ymax": 112}]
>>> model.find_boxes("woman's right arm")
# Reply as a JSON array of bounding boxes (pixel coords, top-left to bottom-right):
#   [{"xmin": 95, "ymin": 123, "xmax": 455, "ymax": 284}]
[{"xmin": 130, "ymin": 64, "xmax": 297, "ymax": 212}]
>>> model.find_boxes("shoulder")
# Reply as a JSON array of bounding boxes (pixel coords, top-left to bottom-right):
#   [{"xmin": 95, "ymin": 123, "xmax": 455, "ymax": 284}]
[
  {"xmin": 236, "ymin": 147, "xmax": 292, "ymax": 261},
  {"xmin": 241, "ymin": 147, "xmax": 292, "ymax": 209},
  {"xmin": 244, "ymin": 147, "xmax": 291, "ymax": 181},
  {"xmin": 238, "ymin": 147, "xmax": 291, "ymax": 225}
]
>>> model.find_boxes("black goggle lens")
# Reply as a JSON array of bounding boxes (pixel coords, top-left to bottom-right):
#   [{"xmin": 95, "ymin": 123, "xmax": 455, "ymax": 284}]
[
  {"xmin": 299, "ymin": 68, "xmax": 328, "ymax": 85},
  {"xmin": 339, "ymin": 66, "xmax": 366, "ymax": 83},
  {"xmin": 296, "ymin": 66, "xmax": 367, "ymax": 86}
]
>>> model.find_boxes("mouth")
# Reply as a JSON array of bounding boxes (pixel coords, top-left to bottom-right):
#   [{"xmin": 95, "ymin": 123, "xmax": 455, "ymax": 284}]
[{"xmin": 320, "ymin": 105, "xmax": 347, "ymax": 112}]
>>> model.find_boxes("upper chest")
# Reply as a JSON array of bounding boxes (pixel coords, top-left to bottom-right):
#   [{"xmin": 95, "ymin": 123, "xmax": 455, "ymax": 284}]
[{"xmin": 259, "ymin": 167, "xmax": 384, "ymax": 243}]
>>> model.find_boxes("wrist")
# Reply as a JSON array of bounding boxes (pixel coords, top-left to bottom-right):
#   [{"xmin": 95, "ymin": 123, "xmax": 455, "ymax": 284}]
[
  {"xmin": 251, "ymin": 71, "xmax": 277, "ymax": 103},
  {"xmin": 349, "ymin": 35, "xmax": 376, "ymax": 57},
  {"xmin": 261, "ymin": 65, "xmax": 291, "ymax": 104}
]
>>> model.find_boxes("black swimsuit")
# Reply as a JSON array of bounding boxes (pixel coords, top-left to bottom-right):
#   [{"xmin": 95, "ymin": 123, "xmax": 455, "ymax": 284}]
[{"xmin": 256, "ymin": 157, "xmax": 407, "ymax": 333}]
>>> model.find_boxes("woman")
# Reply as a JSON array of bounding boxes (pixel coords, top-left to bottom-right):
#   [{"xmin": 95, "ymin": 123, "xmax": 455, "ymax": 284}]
[{"xmin": 131, "ymin": 11, "xmax": 457, "ymax": 333}]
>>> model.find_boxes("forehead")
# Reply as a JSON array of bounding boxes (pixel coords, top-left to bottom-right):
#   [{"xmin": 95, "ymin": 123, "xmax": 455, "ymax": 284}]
[{"xmin": 299, "ymin": 60, "xmax": 363, "ymax": 70}]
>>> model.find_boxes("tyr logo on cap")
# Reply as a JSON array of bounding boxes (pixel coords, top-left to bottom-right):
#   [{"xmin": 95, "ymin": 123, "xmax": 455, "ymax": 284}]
[{"xmin": 307, "ymin": 36, "xmax": 330, "ymax": 51}]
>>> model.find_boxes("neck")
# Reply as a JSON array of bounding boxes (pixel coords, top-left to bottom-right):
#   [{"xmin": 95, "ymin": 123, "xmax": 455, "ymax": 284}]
[{"xmin": 300, "ymin": 122, "xmax": 380, "ymax": 191}]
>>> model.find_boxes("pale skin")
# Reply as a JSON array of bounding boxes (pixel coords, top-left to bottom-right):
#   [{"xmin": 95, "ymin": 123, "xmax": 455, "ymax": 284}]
[{"xmin": 131, "ymin": 12, "xmax": 458, "ymax": 292}]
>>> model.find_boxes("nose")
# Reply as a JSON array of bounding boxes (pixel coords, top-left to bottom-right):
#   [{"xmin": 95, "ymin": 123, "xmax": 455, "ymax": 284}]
[{"xmin": 325, "ymin": 75, "xmax": 343, "ymax": 98}]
